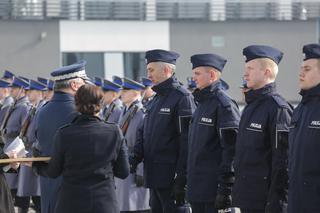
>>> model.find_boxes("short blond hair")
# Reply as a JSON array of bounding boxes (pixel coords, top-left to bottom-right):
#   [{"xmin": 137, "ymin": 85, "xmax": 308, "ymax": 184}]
[
  {"xmin": 203, "ymin": 66, "xmax": 221, "ymax": 80},
  {"xmin": 256, "ymin": 58, "xmax": 278, "ymax": 80}
]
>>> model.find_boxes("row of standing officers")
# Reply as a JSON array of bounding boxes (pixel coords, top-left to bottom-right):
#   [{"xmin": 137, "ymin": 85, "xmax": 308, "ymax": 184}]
[{"xmin": 0, "ymin": 43, "xmax": 320, "ymax": 213}]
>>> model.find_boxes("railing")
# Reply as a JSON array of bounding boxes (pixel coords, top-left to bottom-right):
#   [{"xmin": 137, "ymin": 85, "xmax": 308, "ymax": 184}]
[{"xmin": 0, "ymin": 0, "xmax": 320, "ymax": 21}]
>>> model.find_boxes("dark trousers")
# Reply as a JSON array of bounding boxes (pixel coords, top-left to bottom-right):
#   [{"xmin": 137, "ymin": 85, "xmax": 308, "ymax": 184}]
[
  {"xmin": 191, "ymin": 202, "xmax": 217, "ymax": 213},
  {"xmin": 15, "ymin": 196, "xmax": 41, "ymax": 212},
  {"xmin": 121, "ymin": 211, "xmax": 151, "ymax": 213},
  {"xmin": 150, "ymin": 188, "xmax": 176, "ymax": 213}
]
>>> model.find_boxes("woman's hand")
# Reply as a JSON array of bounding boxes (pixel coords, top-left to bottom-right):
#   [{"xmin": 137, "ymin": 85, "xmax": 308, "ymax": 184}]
[{"xmin": 7, "ymin": 152, "xmax": 20, "ymax": 170}]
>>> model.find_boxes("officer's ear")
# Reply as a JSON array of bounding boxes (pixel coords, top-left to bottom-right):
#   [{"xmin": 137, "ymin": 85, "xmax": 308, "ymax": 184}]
[
  {"xmin": 264, "ymin": 68, "xmax": 273, "ymax": 80},
  {"xmin": 163, "ymin": 64, "xmax": 174, "ymax": 77},
  {"xmin": 69, "ymin": 80, "xmax": 78, "ymax": 92},
  {"xmin": 210, "ymin": 69, "xmax": 220, "ymax": 82}
]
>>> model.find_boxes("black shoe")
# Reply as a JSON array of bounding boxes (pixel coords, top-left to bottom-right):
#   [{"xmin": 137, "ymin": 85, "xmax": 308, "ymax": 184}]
[{"xmin": 17, "ymin": 207, "xmax": 28, "ymax": 213}]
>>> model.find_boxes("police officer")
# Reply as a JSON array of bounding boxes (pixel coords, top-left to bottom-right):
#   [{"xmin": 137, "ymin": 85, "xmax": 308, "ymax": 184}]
[
  {"xmin": 0, "ymin": 79, "xmax": 14, "ymax": 148},
  {"xmin": 287, "ymin": 43, "xmax": 320, "ymax": 213},
  {"xmin": 130, "ymin": 49, "xmax": 196, "ymax": 213},
  {"xmin": 0, "ymin": 77, "xmax": 31, "ymax": 203},
  {"xmin": 100, "ymin": 79, "xmax": 123, "ymax": 124},
  {"xmin": 15, "ymin": 80, "xmax": 47, "ymax": 213},
  {"xmin": 187, "ymin": 54, "xmax": 240, "ymax": 213},
  {"xmin": 232, "ymin": 45, "xmax": 292, "ymax": 213},
  {"xmin": 0, "ymin": 79, "xmax": 13, "ymax": 110},
  {"xmin": 115, "ymin": 77, "xmax": 150, "ymax": 213},
  {"xmin": 141, "ymin": 77, "xmax": 155, "ymax": 108},
  {"xmin": 34, "ymin": 60, "xmax": 89, "ymax": 213},
  {"xmin": 1, "ymin": 77, "xmax": 30, "ymax": 146}
]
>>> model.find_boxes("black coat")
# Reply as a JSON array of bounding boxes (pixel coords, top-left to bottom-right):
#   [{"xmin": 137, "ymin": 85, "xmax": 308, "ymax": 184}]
[
  {"xmin": 232, "ymin": 83, "xmax": 292, "ymax": 211},
  {"xmin": 134, "ymin": 76, "xmax": 195, "ymax": 188},
  {"xmin": 35, "ymin": 91, "xmax": 79, "ymax": 213},
  {"xmin": 288, "ymin": 84, "xmax": 320, "ymax": 213},
  {"xmin": 187, "ymin": 82, "xmax": 240, "ymax": 202},
  {"xmin": 37, "ymin": 114, "xmax": 129, "ymax": 213},
  {"xmin": 0, "ymin": 151, "xmax": 14, "ymax": 213}
]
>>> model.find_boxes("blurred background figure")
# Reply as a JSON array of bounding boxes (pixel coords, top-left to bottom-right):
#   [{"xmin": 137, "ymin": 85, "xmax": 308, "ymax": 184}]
[
  {"xmin": 186, "ymin": 77, "xmax": 196, "ymax": 93},
  {"xmin": 100, "ymin": 79, "xmax": 123, "ymax": 124},
  {"xmin": 140, "ymin": 77, "xmax": 155, "ymax": 108},
  {"xmin": 115, "ymin": 77, "xmax": 150, "ymax": 213}
]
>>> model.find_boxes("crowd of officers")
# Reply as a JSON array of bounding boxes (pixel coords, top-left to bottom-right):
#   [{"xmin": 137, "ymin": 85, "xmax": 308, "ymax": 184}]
[{"xmin": 0, "ymin": 43, "xmax": 319, "ymax": 213}]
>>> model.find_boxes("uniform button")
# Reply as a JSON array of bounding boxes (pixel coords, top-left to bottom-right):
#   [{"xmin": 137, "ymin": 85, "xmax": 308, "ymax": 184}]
[
  {"xmin": 263, "ymin": 176, "xmax": 267, "ymax": 180},
  {"xmin": 303, "ymin": 182, "xmax": 307, "ymax": 185}
]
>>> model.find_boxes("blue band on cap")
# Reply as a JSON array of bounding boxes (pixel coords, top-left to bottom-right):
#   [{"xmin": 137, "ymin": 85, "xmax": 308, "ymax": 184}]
[{"xmin": 102, "ymin": 79, "xmax": 121, "ymax": 92}]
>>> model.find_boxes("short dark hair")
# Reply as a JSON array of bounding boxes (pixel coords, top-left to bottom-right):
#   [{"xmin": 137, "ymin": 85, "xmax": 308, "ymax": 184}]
[{"xmin": 75, "ymin": 84, "xmax": 103, "ymax": 115}]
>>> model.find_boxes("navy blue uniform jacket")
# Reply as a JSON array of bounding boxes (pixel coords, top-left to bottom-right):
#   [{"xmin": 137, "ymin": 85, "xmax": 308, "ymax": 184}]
[
  {"xmin": 187, "ymin": 81, "xmax": 240, "ymax": 202},
  {"xmin": 134, "ymin": 76, "xmax": 195, "ymax": 188},
  {"xmin": 288, "ymin": 83, "xmax": 320, "ymax": 213},
  {"xmin": 232, "ymin": 83, "xmax": 292, "ymax": 211}
]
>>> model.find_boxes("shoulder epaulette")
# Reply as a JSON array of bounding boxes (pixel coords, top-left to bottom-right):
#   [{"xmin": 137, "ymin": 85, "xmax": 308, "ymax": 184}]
[
  {"xmin": 216, "ymin": 89, "xmax": 232, "ymax": 108},
  {"xmin": 271, "ymin": 94, "xmax": 291, "ymax": 110},
  {"xmin": 174, "ymin": 84, "xmax": 191, "ymax": 96}
]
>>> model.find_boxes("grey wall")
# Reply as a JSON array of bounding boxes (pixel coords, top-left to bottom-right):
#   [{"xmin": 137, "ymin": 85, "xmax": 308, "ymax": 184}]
[
  {"xmin": 0, "ymin": 20, "xmax": 60, "ymax": 79},
  {"xmin": 170, "ymin": 20, "xmax": 318, "ymax": 103}
]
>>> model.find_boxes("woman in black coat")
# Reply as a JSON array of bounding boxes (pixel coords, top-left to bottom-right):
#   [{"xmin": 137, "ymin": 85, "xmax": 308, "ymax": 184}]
[
  {"xmin": 34, "ymin": 84, "xmax": 130, "ymax": 213},
  {"xmin": 0, "ymin": 150, "xmax": 15, "ymax": 213}
]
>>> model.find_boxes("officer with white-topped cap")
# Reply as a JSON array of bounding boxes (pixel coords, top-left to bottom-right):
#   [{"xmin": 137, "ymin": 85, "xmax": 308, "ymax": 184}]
[{"xmin": 33, "ymin": 60, "xmax": 89, "ymax": 213}]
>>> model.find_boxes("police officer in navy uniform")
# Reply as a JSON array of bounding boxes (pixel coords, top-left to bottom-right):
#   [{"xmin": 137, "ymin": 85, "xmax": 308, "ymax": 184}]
[
  {"xmin": 232, "ymin": 45, "xmax": 292, "ymax": 213},
  {"xmin": 115, "ymin": 77, "xmax": 150, "ymax": 213},
  {"xmin": 34, "ymin": 60, "xmax": 88, "ymax": 213},
  {"xmin": 130, "ymin": 49, "xmax": 196, "ymax": 213},
  {"xmin": 187, "ymin": 54, "xmax": 240, "ymax": 213},
  {"xmin": 100, "ymin": 79, "xmax": 123, "ymax": 124},
  {"xmin": 288, "ymin": 43, "xmax": 320, "ymax": 213}
]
